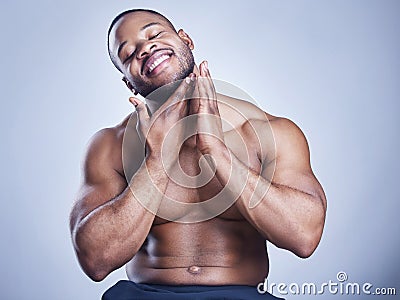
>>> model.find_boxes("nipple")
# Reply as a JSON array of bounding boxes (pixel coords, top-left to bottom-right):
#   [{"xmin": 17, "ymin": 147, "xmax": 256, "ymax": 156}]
[{"xmin": 187, "ymin": 265, "xmax": 201, "ymax": 274}]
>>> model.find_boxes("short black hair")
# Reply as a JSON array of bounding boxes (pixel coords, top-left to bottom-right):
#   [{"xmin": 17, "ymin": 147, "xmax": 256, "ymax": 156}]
[{"xmin": 107, "ymin": 9, "xmax": 176, "ymax": 73}]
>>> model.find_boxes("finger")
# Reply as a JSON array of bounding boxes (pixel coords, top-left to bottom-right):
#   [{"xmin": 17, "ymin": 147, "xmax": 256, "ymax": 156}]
[
  {"xmin": 199, "ymin": 61, "xmax": 207, "ymax": 77},
  {"xmin": 202, "ymin": 62, "xmax": 217, "ymax": 104},
  {"xmin": 129, "ymin": 97, "xmax": 150, "ymax": 126},
  {"xmin": 184, "ymin": 73, "xmax": 197, "ymax": 101},
  {"xmin": 189, "ymin": 76, "xmax": 201, "ymax": 115},
  {"xmin": 197, "ymin": 78, "xmax": 210, "ymax": 112},
  {"xmin": 180, "ymin": 74, "xmax": 196, "ymax": 116},
  {"xmin": 129, "ymin": 96, "xmax": 138, "ymax": 107},
  {"xmin": 198, "ymin": 69, "xmax": 216, "ymax": 106},
  {"xmin": 193, "ymin": 64, "xmax": 201, "ymax": 76}
]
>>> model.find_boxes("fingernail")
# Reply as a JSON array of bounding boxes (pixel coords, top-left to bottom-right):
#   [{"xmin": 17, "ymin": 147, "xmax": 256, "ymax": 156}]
[
  {"xmin": 185, "ymin": 77, "xmax": 190, "ymax": 84},
  {"xmin": 130, "ymin": 97, "xmax": 138, "ymax": 107},
  {"xmin": 190, "ymin": 73, "xmax": 196, "ymax": 81},
  {"xmin": 204, "ymin": 61, "xmax": 208, "ymax": 69}
]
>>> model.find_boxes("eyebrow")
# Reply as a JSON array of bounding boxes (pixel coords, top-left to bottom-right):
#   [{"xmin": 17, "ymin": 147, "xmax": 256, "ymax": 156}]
[
  {"xmin": 117, "ymin": 22, "xmax": 162, "ymax": 59},
  {"xmin": 140, "ymin": 22, "xmax": 162, "ymax": 31}
]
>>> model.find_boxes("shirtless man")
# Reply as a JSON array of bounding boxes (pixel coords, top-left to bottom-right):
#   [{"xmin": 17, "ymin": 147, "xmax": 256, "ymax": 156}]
[{"xmin": 69, "ymin": 9, "xmax": 327, "ymax": 300}]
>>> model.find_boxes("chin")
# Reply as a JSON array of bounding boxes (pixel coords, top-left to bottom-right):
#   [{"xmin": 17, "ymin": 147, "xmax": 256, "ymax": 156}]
[
  {"xmin": 144, "ymin": 79, "xmax": 187, "ymax": 103},
  {"xmin": 140, "ymin": 72, "xmax": 188, "ymax": 97}
]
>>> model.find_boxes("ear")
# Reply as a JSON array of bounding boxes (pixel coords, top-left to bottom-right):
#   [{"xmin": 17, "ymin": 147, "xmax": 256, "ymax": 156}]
[
  {"xmin": 178, "ymin": 29, "xmax": 194, "ymax": 50},
  {"xmin": 122, "ymin": 77, "xmax": 138, "ymax": 95}
]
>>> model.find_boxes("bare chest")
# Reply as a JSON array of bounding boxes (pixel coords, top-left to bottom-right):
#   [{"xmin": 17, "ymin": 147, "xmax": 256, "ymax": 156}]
[{"xmin": 154, "ymin": 129, "xmax": 262, "ymax": 224}]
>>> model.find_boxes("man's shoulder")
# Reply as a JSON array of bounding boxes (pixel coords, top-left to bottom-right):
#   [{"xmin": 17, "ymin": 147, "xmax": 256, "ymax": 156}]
[
  {"xmin": 218, "ymin": 95, "xmax": 270, "ymax": 132},
  {"xmin": 247, "ymin": 114, "xmax": 306, "ymax": 147},
  {"xmin": 268, "ymin": 116, "xmax": 306, "ymax": 144},
  {"xmin": 227, "ymin": 97, "xmax": 302, "ymax": 136},
  {"xmin": 87, "ymin": 113, "xmax": 137, "ymax": 154},
  {"xmin": 227, "ymin": 98, "xmax": 306, "ymax": 152},
  {"xmin": 220, "ymin": 95, "xmax": 277, "ymax": 131}
]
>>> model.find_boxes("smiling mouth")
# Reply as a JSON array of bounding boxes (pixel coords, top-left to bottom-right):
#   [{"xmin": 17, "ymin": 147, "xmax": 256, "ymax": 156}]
[
  {"xmin": 142, "ymin": 49, "xmax": 173, "ymax": 76},
  {"xmin": 148, "ymin": 54, "xmax": 170, "ymax": 73}
]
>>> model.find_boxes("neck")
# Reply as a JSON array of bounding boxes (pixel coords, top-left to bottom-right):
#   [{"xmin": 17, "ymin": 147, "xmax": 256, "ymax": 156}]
[
  {"xmin": 145, "ymin": 99, "xmax": 162, "ymax": 116},
  {"xmin": 145, "ymin": 82, "xmax": 179, "ymax": 116}
]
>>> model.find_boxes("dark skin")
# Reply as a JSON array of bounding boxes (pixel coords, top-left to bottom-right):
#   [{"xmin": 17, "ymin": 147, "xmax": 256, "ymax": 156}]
[{"xmin": 69, "ymin": 11, "xmax": 327, "ymax": 284}]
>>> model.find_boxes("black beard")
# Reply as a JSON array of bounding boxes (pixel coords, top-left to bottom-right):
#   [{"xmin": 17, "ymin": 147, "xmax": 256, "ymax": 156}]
[{"xmin": 132, "ymin": 43, "xmax": 195, "ymax": 97}]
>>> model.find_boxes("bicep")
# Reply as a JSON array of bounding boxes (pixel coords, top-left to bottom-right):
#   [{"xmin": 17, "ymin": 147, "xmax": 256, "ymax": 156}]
[
  {"xmin": 70, "ymin": 129, "xmax": 127, "ymax": 231},
  {"xmin": 262, "ymin": 118, "xmax": 325, "ymax": 200}
]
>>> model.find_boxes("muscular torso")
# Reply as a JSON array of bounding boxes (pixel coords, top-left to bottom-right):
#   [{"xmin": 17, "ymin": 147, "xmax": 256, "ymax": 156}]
[{"xmin": 112, "ymin": 95, "xmax": 275, "ymax": 285}]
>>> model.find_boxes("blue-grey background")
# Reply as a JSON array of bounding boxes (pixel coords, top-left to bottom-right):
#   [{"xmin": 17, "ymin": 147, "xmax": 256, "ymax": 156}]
[{"xmin": 0, "ymin": 0, "xmax": 398, "ymax": 299}]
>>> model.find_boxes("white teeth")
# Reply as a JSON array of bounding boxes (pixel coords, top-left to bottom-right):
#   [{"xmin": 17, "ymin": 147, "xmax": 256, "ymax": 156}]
[{"xmin": 148, "ymin": 55, "xmax": 169, "ymax": 73}]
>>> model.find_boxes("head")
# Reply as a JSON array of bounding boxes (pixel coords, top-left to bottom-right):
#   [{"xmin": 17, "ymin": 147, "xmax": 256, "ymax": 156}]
[{"xmin": 107, "ymin": 9, "xmax": 195, "ymax": 96}]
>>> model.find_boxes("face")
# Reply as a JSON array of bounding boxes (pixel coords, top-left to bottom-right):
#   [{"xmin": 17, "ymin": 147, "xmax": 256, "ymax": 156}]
[{"xmin": 109, "ymin": 12, "xmax": 195, "ymax": 96}]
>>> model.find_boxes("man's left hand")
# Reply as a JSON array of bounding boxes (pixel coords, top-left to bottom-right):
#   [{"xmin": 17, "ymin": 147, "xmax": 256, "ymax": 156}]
[{"xmin": 191, "ymin": 61, "xmax": 226, "ymax": 156}]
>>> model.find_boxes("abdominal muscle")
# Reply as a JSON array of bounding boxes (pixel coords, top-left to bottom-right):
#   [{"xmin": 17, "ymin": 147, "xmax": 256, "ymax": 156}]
[{"xmin": 126, "ymin": 217, "xmax": 269, "ymax": 286}]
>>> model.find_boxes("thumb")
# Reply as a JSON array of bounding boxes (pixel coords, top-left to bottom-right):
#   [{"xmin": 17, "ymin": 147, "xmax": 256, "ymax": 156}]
[{"xmin": 129, "ymin": 97, "xmax": 150, "ymax": 122}]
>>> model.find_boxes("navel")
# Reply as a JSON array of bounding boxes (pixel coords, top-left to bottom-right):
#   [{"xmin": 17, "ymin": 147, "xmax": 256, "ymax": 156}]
[{"xmin": 187, "ymin": 265, "xmax": 201, "ymax": 274}]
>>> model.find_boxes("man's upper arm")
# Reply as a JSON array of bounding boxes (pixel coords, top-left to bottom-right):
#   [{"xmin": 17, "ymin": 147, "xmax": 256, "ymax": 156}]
[
  {"xmin": 262, "ymin": 117, "xmax": 326, "ymax": 204},
  {"xmin": 70, "ymin": 128, "xmax": 127, "ymax": 232}
]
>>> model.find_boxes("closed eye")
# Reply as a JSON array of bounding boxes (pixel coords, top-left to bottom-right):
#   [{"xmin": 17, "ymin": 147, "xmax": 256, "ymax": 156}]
[
  {"xmin": 123, "ymin": 50, "xmax": 136, "ymax": 64},
  {"xmin": 149, "ymin": 31, "xmax": 164, "ymax": 40},
  {"xmin": 122, "ymin": 31, "xmax": 164, "ymax": 64}
]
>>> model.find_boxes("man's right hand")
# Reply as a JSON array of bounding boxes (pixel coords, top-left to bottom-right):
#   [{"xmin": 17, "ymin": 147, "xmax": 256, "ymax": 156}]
[{"xmin": 129, "ymin": 74, "xmax": 196, "ymax": 167}]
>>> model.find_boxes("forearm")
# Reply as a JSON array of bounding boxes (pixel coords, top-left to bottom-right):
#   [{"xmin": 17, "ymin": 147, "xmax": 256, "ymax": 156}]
[
  {"xmin": 212, "ymin": 147, "xmax": 325, "ymax": 257},
  {"xmin": 73, "ymin": 156, "xmax": 168, "ymax": 280}
]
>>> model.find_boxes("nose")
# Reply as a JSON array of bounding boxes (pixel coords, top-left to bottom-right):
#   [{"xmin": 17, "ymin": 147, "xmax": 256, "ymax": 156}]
[{"xmin": 136, "ymin": 40, "xmax": 157, "ymax": 59}]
